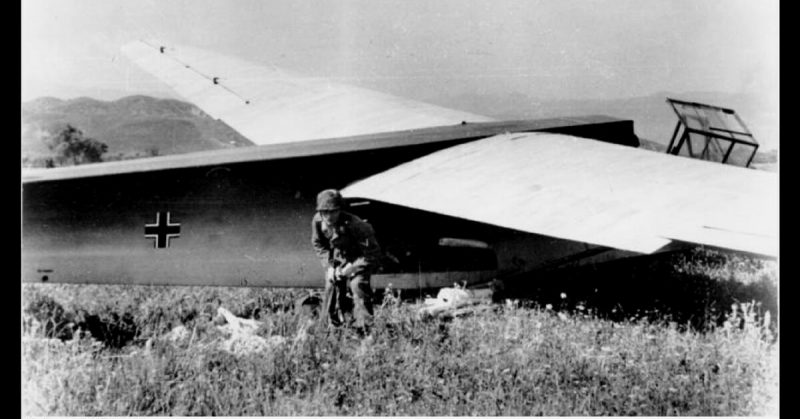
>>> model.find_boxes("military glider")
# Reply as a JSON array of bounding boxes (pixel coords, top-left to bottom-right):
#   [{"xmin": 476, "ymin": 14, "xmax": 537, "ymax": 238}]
[{"xmin": 21, "ymin": 41, "xmax": 778, "ymax": 291}]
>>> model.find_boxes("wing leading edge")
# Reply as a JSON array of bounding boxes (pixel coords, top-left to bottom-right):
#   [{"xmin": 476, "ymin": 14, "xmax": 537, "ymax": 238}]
[
  {"xmin": 342, "ymin": 132, "xmax": 777, "ymax": 257},
  {"xmin": 121, "ymin": 41, "xmax": 494, "ymax": 146}
]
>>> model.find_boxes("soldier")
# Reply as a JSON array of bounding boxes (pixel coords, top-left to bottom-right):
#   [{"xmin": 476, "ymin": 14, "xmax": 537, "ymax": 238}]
[{"xmin": 311, "ymin": 189, "xmax": 382, "ymax": 333}]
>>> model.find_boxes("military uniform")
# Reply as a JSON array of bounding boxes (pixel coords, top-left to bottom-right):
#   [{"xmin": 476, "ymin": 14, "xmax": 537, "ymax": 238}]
[{"xmin": 311, "ymin": 191, "xmax": 381, "ymax": 330}]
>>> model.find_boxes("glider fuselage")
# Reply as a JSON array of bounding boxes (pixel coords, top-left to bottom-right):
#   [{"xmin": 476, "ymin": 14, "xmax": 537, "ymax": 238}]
[{"xmin": 22, "ymin": 117, "xmax": 639, "ymax": 290}]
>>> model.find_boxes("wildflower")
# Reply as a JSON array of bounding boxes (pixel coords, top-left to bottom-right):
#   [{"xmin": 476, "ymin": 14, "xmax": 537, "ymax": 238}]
[
  {"xmin": 545, "ymin": 304, "xmax": 553, "ymax": 310},
  {"xmin": 560, "ymin": 293, "xmax": 567, "ymax": 299}
]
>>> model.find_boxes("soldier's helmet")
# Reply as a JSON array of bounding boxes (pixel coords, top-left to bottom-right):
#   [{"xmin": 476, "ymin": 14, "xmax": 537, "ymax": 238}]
[{"xmin": 316, "ymin": 189, "xmax": 343, "ymax": 211}]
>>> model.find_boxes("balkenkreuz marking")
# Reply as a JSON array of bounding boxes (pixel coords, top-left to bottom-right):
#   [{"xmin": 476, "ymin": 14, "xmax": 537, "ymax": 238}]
[{"xmin": 144, "ymin": 211, "xmax": 181, "ymax": 249}]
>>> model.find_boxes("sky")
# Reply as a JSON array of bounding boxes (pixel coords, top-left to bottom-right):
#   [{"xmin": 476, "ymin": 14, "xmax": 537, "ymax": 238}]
[{"xmin": 21, "ymin": 0, "xmax": 778, "ymax": 105}]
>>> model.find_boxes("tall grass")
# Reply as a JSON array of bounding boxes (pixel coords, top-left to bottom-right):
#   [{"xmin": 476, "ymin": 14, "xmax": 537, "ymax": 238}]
[{"xmin": 21, "ymin": 249, "xmax": 778, "ymax": 415}]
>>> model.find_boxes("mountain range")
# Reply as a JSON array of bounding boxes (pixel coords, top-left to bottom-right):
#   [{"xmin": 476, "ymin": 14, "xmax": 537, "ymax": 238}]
[
  {"xmin": 21, "ymin": 93, "xmax": 777, "ymax": 170},
  {"xmin": 21, "ymin": 95, "xmax": 253, "ymax": 165}
]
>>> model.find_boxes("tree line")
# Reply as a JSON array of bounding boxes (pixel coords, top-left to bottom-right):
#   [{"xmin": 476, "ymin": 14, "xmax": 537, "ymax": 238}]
[
  {"xmin": 23, "ymin": 124, "xmax": 108, "ymax": 168},
  {"xmin": 45, "ymin": 124, "xmax": 108, "ymax": 167}
]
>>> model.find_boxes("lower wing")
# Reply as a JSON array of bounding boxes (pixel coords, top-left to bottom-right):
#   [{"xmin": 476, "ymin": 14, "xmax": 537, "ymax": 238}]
[{"xmin": 343, "ymin": 132, "xmax": 778, "ymax": 257}]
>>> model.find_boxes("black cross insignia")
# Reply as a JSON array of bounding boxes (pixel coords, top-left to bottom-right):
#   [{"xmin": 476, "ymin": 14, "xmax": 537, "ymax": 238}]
[{"xmin": 144, "ymin": 211, "xmax": 181, "ymax": 249}]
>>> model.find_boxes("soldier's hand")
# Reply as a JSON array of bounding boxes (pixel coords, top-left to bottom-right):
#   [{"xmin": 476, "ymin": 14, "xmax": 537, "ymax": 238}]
[{"xmin": 325, "ymin": 266, "xmax": 336, "ymax": 283}]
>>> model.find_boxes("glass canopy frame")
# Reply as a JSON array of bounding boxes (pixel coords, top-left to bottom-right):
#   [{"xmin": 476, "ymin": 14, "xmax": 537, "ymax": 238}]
[{"xmin": 665, "ymin": 98, "xmax": 759, "ymax": 167}]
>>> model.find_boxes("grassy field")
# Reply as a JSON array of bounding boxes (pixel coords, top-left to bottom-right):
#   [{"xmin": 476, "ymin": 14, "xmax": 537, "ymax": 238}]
[{"xmin": 21, "ymin": 249, "xmax": 778, "ymax": 415}]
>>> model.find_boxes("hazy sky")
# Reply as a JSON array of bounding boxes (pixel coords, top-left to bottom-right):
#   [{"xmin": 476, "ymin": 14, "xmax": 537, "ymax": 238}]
[{"xmin": 21, "ymin": 0, "xmax": 778, "ymax": 104}]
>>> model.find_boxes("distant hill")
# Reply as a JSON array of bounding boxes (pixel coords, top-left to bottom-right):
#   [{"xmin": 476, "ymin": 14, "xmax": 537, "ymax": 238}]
[{"xmin": 22, "ymin": 95, "xmax": 253, "ymax": 166}]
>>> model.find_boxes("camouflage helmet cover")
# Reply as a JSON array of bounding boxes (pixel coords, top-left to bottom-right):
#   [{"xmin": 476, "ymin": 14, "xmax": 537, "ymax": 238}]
[{"xmin": 316, "ymin": 189, "xmax": 343, "ymax": 211}]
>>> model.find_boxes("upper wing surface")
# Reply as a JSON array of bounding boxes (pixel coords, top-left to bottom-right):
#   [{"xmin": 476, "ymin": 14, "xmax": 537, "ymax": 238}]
[
  {"xmin": 342, "ymin": 133, "xmax": 778, "ymax": 256},
  {"xmin": 121, "ymin": 41, "xmax": 494, "ymax": 146}
]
